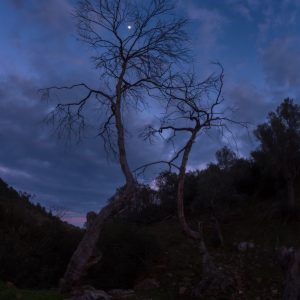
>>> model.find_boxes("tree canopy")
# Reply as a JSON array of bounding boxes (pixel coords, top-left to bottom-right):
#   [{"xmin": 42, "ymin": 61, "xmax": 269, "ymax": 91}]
[{"xmin": 253, "ymin": 98, "xmax": 300, "ymax": 209}]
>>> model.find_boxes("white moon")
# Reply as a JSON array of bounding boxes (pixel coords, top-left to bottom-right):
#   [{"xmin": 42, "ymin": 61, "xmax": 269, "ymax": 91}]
[{"xmin": 127, "ymin": 25, "xmax": 132, "ymax": 30}]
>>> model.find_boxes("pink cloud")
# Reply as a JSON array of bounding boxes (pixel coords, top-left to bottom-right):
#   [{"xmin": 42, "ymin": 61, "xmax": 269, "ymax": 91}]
[{"xmin": 62, "ymin": 210, "xmax": 86, "ymax": 227}]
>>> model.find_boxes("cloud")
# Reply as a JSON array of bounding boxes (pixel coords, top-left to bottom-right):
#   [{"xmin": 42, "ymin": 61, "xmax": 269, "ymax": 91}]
[
  {"xmin": 235, "ymin": 4, "xmax": 252, "ymax": 20},
  {"xmin": 1, "ymin": 0, "xmax": 300, "ymax": 222},
  {"xmin": 225, "ymin": 0, "xmax": 253, "ymax": 20},
  {"xmin": 62, "ymin": 210, "xmax": 87, "ymax": 227},
  {"xmin": 260, "ymin": 36, "xmax": 300, "ymax": 90},
  {"xmin": 0, "ymin": 165, "xmax": 33, "ymax": 180},
  {"xmin": 0, "ymin": 70, "xmax": 124, "ymax": 215},
  {"xmin": 184, "ymin": 4, "xmax": 227, "ymax": 57},
  {"xmin": 0, "ymin": 0, "xmax": 170, "ymax": 218}
]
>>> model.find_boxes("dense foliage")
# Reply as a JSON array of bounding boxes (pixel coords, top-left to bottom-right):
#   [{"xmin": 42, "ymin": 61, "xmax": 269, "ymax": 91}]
[{"xmin": 252, "ymin": 98, "xmax": 300, "ymax": 211}]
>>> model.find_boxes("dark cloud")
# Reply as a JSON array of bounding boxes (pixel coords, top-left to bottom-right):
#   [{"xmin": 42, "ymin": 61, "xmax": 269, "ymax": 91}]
[
  {"xmin": 1, "ymin": 0, "xmax": 300, "ymax": 226},
  {"xmin": 261, "ymin": 36, "xmax": 300, "ymax": 89},
  {"xmin": 0, "ymin": 79, "xmax": 120, "ymax": 209}
]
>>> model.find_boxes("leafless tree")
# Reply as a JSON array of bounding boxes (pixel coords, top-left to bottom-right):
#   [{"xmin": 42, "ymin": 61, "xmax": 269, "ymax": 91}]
[
  {"xmin": 41, "ymin": 0, "xmax": 189, "ymax": 294},
  {"xmin": 139, "ymin": 63, "xmax": 242, "ymax": 239},
  {"xmin": 137, "ymin": 64, "xmax": 245, "ymax": 295}
]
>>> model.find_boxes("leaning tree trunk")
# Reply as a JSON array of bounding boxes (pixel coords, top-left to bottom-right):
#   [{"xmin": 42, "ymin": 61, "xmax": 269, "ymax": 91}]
[
  {"xmin": 114, "ymin": 61, "xmax": 135, "ymax": 188},
  {"xmin": 60, "ymin": 65, "xmax": 136, "ymax": 294},
  {"xmin": 60, "ymin": 184, "xmax": 136, "ymax": 293}
]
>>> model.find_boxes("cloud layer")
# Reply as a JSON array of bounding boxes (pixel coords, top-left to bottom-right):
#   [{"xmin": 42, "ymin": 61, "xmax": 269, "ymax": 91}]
[{"xmin": 1, "ymin": 0, "xmax": 300, "ymax": 226}]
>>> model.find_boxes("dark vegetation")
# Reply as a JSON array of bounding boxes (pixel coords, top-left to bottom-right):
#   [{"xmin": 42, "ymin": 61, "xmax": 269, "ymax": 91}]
[
  {"xmin": 1, "ymin": 99, "xmax": 300, "ymax": 299},
  {"xmin": 0, "ymin": 179, "xmax": 83, "ymax": 288}
]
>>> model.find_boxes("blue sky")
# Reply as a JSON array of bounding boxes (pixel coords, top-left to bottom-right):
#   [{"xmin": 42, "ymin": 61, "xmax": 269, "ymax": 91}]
[{"xmin": 1, "ymin": 0, "xmax": 300, "ymax": 226}]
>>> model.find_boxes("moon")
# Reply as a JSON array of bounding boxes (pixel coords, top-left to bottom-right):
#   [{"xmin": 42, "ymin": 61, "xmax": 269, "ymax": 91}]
[{"xmin": 127, "ymin": 25, "xmax": 132, "ymax": 30}]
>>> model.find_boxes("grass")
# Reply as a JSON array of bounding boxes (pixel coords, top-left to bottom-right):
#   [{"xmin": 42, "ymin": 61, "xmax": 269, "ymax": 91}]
[{"xmin": 0, "ymin": 281, "xmax": 62, "ymax": 300}]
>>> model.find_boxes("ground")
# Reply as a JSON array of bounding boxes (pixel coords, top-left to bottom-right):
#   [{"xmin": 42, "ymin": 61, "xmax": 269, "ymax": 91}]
[{"xmin": 2, "ymin": 198, "xmax": 300, "ymax": 299}]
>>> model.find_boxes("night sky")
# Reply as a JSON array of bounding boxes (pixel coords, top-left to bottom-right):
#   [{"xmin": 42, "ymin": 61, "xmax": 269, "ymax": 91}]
[{"xmin": 1, "ymin": 0, "xmax": 300, "ymax": 226}]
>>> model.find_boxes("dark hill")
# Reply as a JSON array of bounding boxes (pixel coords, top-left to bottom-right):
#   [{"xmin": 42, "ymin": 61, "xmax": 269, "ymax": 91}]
[{"xmin": 0, "ymin": 178, "xmax": 83, "ymax": 288}]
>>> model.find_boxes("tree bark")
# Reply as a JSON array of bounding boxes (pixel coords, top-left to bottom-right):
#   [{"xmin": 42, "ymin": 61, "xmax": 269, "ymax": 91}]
[
  {"xmin": 60, "ymin": 184, "xmax": 136, "ymax": 293},
  {"xmin": 177, "ymin": 127, "xmax": 201, "ymax": 240},
  {"xmin": 176, "ymin": 127, "xmax": 235, "ymax": 298},
  {"xmin": 60, "ymin": 63, "xmax": 136, "ymax": 294},
  {"xmin": 114, "ymin": 62, "xmax": 135, "ymax": 188}
]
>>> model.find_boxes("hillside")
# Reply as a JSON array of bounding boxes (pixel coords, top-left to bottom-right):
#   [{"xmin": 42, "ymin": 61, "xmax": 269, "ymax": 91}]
[{"xmin": 0, "ymin": 178, "xmax": 83, "ymax": 288}]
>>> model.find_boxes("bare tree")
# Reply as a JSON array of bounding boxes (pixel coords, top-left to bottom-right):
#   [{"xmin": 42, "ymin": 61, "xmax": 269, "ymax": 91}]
[
  {"xmin": 139, "ymin": 64, "xmax": 237, "ymax": 239},
  {"xmin": 138, "ymin": 64, "xmax": 245, "ymax": 295},
  {"xmin": 41, "ymin": 0, "xmax": 188, "ymax": 294}
]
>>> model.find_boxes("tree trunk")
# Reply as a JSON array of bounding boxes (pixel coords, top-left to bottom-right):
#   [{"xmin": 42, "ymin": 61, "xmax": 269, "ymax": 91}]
[
  {"xmin": 176, "ymin": 127, "xmax": 235, "ymax": 298},
  {"xmin": 60, "ymin": 185, "xmax": 135, "ymax": 293},
  {"xmin": 60, "ymin": 62, "xmax": 136, "ymax": 294},
  {"xmin": 114, "ymin": 105, "xmax": 135, "ymax": 186},
  {"xmin": 114, "ymin": 61, "xmax": 135, "ymax": 187},
  {"xmin": 177, "ymin": 128, "xmax": 200, "ymax": 240}
]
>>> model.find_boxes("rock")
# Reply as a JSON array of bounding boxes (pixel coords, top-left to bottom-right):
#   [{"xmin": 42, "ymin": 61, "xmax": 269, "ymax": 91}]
[
  {"xmin": 108, "ymin": 289, "xmax": 135, "ymax": 298},
  {"xmin": 237, "ymin": 241, "xmax": 255, "ymax": 252},
  {"xmin": 134, "ymin": 278, "xmax": 160, "ymax": 291},
  {"xmin": 65, "ymin": 285, "xmax": 112, "ymax": 300}
]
